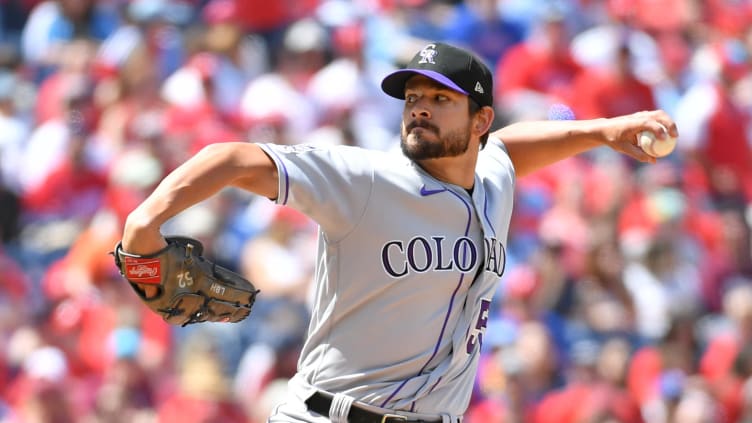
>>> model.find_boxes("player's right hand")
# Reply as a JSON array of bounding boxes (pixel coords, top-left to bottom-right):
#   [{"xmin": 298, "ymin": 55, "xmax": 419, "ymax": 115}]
[{"xmin": 599, "ymin": 110, "xmax": 678, "ymax": 164}]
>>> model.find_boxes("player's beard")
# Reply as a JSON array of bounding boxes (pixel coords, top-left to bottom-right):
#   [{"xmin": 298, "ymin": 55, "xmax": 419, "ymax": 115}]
[{"xmin": 400, "ymin": 121, "xmax": 471, "ymax": 160}]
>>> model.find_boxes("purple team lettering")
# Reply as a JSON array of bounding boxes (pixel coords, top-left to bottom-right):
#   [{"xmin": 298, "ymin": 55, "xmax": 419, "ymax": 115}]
[
  {"xmin": 382, "ymin": 236, "xmax": 477, "ymax": 277},
  {"xmin": 466, "ymin": 299, "xmax": 491, "ymax": 353},
  {"xmin": 483, "ymin": 237, "xmax": 506, "ymax": 277},
  {"xmin": 381, "ymin": 237, "xmax": 505, "ymax": 278}
]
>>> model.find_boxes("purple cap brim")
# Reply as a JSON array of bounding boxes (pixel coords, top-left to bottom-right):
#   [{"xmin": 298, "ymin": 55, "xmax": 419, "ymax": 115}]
[{"xmin": 381, "ymin": 69, "xmax": 469, "ymax": 100}]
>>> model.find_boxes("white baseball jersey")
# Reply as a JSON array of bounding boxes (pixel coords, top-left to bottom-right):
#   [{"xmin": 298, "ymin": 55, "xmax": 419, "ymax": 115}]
[{"xmin": 258, "ymin": 136, "xmax": 515, "ymax": 420}]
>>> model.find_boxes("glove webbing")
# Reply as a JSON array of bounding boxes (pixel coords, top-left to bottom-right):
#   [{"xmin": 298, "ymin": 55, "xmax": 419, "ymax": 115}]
[{"xmin": 158, "ymin": 292, "xmax": 254, "ymax": 327}]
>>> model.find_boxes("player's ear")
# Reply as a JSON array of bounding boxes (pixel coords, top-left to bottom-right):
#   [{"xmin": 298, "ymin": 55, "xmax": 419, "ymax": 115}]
[{"xmin": 473, "ymin": 106, "xmax": 494, "ymax": 134}]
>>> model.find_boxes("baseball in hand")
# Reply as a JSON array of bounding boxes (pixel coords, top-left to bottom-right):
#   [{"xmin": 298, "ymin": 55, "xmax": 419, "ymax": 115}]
[{"xmin": 638, "ymin": 125, "xmax": 676, "ymax": 158}]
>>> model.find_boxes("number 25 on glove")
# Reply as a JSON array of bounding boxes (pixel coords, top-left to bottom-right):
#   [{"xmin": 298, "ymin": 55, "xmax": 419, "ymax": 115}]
[{"xmin": 112, "ymin": 237, "xmax": 259, "ymax": 327}]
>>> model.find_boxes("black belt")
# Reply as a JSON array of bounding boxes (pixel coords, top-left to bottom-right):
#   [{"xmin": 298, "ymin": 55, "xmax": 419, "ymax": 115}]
[{"xmin": 304, "ymin": 391, "xmax": 440, "ymax": 423}]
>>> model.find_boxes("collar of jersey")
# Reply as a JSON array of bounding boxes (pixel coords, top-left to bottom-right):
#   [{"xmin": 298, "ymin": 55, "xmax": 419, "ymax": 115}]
[{"xmin": 412, "ymin": 162, "xmax": 477, "ymax": 198}]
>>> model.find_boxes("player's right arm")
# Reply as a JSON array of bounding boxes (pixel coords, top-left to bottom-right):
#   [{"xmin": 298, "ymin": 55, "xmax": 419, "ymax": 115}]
[
  {"xmin": 493, "ymin": 110, "xmax": 677, "ymax": 177},
  {"xmin": 122, "ymin": 142, "xmax": 278, "ymax": 255}
]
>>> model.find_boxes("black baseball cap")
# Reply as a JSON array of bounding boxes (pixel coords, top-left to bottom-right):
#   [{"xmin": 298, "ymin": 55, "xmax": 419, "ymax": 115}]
[{"xmin": 381, "ymin": 42, "xmax": 493, "ymax": 108}]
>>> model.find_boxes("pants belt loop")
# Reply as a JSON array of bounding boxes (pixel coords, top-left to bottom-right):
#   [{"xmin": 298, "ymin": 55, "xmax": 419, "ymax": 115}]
[{"xmin": 329, "ymin": 392, "xmax": 355, "ymax": 423}]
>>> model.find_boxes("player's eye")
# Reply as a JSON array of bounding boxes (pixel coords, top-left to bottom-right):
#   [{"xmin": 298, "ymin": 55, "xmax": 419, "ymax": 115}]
[
  {"xmin": 436, "ymin": 94, "xmax": 449, "ymax": 102},
  {"xmin": 405, "ymin": 94, "xmax": 417, "ymax": 103}
]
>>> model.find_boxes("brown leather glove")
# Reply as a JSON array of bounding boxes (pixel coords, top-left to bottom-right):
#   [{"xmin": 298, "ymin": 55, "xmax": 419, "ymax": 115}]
[{"xmin": 113, "ymin": 236, "xmax": 259, "ymax": 326}]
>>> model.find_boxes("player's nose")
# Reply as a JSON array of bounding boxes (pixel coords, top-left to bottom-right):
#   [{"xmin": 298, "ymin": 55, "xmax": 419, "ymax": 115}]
[{"xmin": 409, "ymin": 101, "xmax": 432, "ymax": 119}]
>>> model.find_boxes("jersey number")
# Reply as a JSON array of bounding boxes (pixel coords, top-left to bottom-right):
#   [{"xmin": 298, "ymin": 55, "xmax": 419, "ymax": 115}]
[{"xmin": 466, "ymin": 299, "xmax": 491, "ymax": 354}]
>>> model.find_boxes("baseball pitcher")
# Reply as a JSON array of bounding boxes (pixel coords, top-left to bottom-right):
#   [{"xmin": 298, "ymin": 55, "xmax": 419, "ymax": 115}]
[{"xmin": 117, "ymin": 42, "xmax": 678, "ymax": 422}]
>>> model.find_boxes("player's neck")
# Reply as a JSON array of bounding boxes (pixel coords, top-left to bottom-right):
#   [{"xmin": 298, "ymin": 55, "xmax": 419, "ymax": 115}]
[{"xmin": 415, "ymin": 153, "xmax": 478, "ymax": 190}]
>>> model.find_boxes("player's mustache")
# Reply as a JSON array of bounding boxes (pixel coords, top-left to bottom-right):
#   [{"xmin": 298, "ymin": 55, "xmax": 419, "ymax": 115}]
[{"xmin": 406, "ymin": 121, "xmax": 439, "ymax": 133}]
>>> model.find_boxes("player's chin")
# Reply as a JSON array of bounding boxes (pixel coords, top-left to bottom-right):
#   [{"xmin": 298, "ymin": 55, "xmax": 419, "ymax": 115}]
[
  {"xmin": 402, "ymin": 134, "xmax": 429, "ymax": 153},
  {"xmin": 403, "ymin": 130, "xmax": 436, "ymax": 145},
  {"xmin": 401, "ymin": 140, "xmax": 441, "ymax": 161}
]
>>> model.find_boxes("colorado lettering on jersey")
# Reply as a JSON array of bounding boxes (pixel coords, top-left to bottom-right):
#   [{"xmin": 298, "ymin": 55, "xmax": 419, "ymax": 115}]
[
  {"xmin": 381, "ymin": 236, "xmax": 506, "ymax": 278},
  {"xmin": 483, "ymin": 237, "xmax": 506, "ymax": 277}
]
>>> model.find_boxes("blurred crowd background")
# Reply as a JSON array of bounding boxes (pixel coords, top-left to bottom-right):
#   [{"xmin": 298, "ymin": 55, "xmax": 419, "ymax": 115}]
[{"xmin": 0, "ymin": 0, "xmax": 751, "ymax": 422}]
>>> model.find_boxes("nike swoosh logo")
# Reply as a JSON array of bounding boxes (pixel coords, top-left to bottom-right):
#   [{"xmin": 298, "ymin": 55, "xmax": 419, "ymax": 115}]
[{"xmin": 420, "ymin": 185, "xmax": 446, "ymax": 196}]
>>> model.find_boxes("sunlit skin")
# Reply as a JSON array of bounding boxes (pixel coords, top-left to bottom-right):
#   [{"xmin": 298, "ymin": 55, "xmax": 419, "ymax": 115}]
[
  {"xmin": 400, "ymin": 79, "xmax": 473, "ymax": 160},
  {"xmin": 400, "ymin": 75, "xmax": 494, "ymax": 189}
]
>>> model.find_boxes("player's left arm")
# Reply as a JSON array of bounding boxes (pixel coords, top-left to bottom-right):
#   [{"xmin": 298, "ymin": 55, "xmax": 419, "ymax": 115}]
[
  {"xmin": 492, "ymin": 109, "xmax": 678, "ymax": 177},
  {"xmin": 123, "ymin": 142, "xmax": 278, "ymax": 255}
]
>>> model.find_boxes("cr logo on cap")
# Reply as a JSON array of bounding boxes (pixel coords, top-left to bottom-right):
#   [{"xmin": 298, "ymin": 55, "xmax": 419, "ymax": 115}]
[{"xmin": 418, "ymin": 44, "xmax": 438, "ymax": 64}]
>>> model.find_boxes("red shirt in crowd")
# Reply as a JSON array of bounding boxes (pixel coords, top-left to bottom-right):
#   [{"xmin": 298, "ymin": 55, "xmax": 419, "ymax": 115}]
[
  {"xmin": 570, "ymin": 66, "xmax": 656, "ymax": 119},
  {"xmin": 495, "ymin": 38, "xmax": 582, "ymax": 104}
]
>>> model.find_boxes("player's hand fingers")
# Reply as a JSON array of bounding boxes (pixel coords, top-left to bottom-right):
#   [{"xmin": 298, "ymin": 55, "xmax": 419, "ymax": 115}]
[
  {"xmin": 664, "ymin": 120, "xmax": 679, "ymax": 139},
  {"xmin": 650, "ymin": 109, "xmax": 678, "ymax": 137},
  {"xmin": 634, "ymin": 110, "xmax": 678, "ymax": 140},
  {"xmin": 614, "ymin": 138, "xmax": 657, "ymax": 164},
  {"xmin": 141, "ymin": 284, "xmax": 160, "ymax": 298}
]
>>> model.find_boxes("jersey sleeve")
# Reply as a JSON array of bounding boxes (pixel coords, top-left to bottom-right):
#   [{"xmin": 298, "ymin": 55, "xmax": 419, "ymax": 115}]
[
  {"xmin": 258, "ymin": 143, "xmax": 374, "ymax": 241},
  {"xmin": 483, "ymin": 135, "xmax": 516, "ymax": 186}
]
